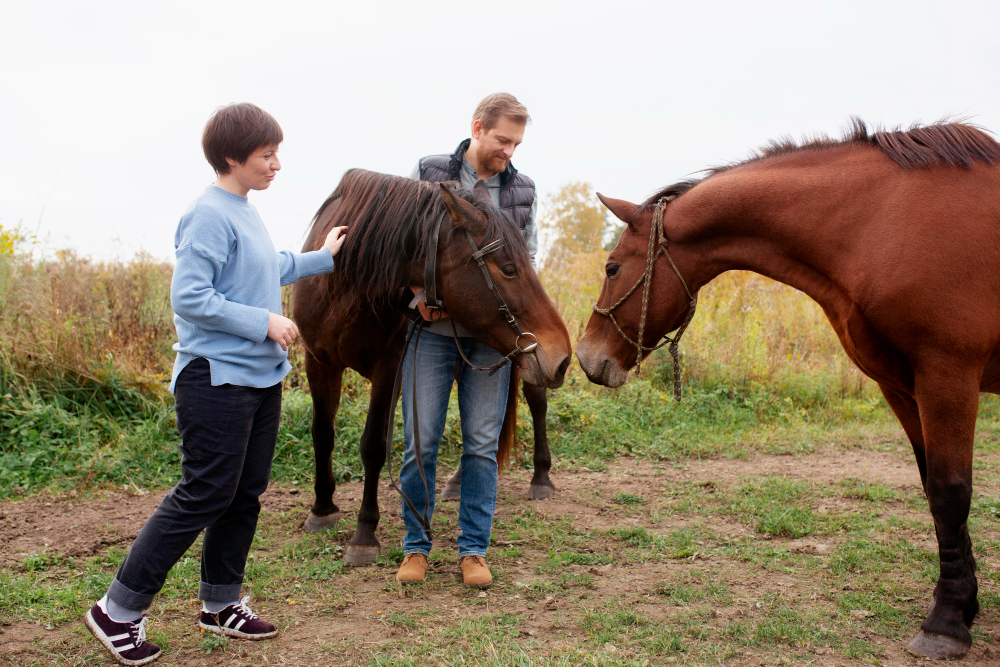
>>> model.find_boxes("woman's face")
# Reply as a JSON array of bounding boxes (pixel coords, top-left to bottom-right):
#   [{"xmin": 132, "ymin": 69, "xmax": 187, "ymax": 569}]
[{"xmin": 228, "ymin": 144, "xmax": 281, "ymax": 193}]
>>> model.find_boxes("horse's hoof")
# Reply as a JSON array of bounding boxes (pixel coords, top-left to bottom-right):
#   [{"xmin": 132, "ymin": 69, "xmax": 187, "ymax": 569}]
[
  {"xmin": 906, "ymin": 630, "xmax": 970, "ymax": 660},
  {"xmin": 527, "ymin": 484, "xmax": 555, "ymax": 500},
  {"xmin": 344, "ymin": 544, "xmax": 380, "ymax": 567},
  {"xmin": 303, "ymin": 511, "xmax": 343, "ymax": 533},
  {"xmin": 440, "ymin": 483, "xmax": 461, "ymax": 501}
]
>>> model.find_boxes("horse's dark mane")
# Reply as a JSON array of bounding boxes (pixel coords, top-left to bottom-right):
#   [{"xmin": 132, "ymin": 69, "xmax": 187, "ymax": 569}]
[
  {"xmin": 642, "ymin": 118, "xmax": 1000, "ymax": 208},
  {"xmin": 308, "ymin": 169, "xmax": 530, "ymax": 316}
]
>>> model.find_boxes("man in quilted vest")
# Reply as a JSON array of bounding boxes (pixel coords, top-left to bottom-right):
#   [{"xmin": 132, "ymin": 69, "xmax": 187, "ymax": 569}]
[{"xmin": 397, "ymin": 93, "xmax": 537, "ymax": 589}]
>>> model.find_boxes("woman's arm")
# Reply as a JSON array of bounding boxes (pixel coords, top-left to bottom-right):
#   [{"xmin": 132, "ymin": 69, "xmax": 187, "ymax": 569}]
[{"xmin": 277, "ymin": 226, "xmax": 347, "ymax": 286}]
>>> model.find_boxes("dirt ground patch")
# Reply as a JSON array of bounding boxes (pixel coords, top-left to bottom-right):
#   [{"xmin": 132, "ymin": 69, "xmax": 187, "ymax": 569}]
[{"xmin": 3, "ymin": 447, "xmax": 1000, "ymax": 666}]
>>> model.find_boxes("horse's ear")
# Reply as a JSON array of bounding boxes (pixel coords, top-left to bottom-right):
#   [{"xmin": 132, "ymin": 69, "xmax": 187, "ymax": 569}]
[
  {"xmin": 439, "ymin": 183, "xmax": 483, "ymax": 230},
  {"xmin": 472, "ymin": 180, "xmax": 492, "ymax": 204},
  {"xmin": 597, "ymin": 193, "xmax": 639, "ymax": 229}
]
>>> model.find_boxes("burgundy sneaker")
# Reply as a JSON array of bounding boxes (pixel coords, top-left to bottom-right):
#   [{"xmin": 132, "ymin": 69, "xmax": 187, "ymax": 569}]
[
  {"xmin": 198, "ymin": 596, "xmax": 278, "ymax": 640},
  {"xmin": 84, "ymin": 599, "xmax": 161, "ymax": 666}
]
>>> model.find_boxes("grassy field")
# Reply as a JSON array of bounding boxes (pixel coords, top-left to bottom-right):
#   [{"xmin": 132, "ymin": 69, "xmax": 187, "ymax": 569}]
[{"xmin": 3, "ymin": 236, "xmax": 1000, "ymax": 665}]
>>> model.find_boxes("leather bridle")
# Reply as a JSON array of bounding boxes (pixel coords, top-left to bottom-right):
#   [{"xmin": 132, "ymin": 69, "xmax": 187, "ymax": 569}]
[
  {"xmin": 425, "ymin": 214, "xmax": 539, "ymax": 372},
  {"xmin": 592, "ymin": 197, "xmax": 697, "ymax": 401},
  {"xmin": 385, "ymin": 208, "xmax": 539, "ymax": 540}
]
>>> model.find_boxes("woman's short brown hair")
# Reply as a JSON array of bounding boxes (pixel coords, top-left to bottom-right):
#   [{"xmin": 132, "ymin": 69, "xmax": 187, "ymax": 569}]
[
  {"xmin": 202, "ymin": 103, "xmax": 283, "ymax": 174},
  {"xmin": 472, "ymin": 93, "xmax": 530, "ymax": 132}
]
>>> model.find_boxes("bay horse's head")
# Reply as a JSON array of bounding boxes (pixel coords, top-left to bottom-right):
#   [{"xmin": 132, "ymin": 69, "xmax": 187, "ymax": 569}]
[
  {"xmin": 436, "ymin": 182, "xmax": 571, "ymax": 388},
  {"xmin": 576, "ymin": 194, "xmax": 697, "ymax": 389}
]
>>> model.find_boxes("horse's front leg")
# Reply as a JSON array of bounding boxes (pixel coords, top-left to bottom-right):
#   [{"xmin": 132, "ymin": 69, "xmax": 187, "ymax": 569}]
[
  {"xmin": 344, "ymin": 360, "xmax": 396, "ymax": 566},
  {"xmin": 906, "ymin": 368, "xmax": 980, "ymax": 660},
  {"xmin": 304, "ymin": 354, "xmax": 344, "ymax": 532},
  {"xmin": 523, "ymin": 381, "xmax": 555, "ymax": 500}
]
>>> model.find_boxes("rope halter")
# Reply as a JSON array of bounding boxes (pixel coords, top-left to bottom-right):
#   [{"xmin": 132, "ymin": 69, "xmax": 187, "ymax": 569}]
[{"xmin": 592, "ymin": 197, "xmax": 697, "ymax": 401}]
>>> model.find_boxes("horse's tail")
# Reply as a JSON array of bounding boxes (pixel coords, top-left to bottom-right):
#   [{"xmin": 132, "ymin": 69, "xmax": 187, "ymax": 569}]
[{"xmin": 497, "ymin": 368, "xmax": 520, "ymax": 472}]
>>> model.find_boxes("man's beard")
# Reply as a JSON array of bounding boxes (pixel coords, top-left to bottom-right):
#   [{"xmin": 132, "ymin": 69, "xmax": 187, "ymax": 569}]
[{"xmin": 472, "ymin": 144, "xmax": 509, "ymax": 175}]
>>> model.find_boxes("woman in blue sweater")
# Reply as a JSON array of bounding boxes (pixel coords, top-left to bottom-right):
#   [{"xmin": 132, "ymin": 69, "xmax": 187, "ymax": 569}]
[{"xmin": 84, "ymin": 103, "xmax": 347, "ymax": 666}]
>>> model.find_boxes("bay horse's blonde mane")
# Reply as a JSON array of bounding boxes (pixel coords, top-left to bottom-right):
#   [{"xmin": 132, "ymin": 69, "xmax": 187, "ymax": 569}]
[{"xmin": 643, "ymin": 118, "xmax": 1000, "ymax": 209}]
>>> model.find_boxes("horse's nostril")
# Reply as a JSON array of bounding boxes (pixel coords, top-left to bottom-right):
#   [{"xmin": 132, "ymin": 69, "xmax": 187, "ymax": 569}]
[{"xmin": 556, "ymin": 356, "xmax": 570, "ymax": 378}]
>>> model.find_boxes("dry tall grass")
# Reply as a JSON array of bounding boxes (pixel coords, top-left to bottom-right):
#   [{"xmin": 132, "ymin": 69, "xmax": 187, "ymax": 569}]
[
  {"xmin": 0, "ymin": 247, "xmax": 174, "ymax": 393},
  {"xmin": 0, "ymin": 235, "xmax": 872, "ymax": 402}
]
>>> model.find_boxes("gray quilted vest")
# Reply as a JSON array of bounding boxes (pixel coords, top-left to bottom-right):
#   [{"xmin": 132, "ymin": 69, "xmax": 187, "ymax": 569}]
[{"xmin": 417, "ymin": 138, "xmax": 535, "ymax": 231}]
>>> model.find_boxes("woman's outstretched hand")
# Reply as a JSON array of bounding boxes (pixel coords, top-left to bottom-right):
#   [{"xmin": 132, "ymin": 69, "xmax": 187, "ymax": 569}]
[{"xmin": 324, "ymin": 226, "xmax": 348, "ymax": 257}]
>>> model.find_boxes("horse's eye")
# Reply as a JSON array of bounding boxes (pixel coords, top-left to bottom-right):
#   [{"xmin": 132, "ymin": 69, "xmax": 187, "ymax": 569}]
[
  {"xmin": 501, "ymin": 264, "xmax": 517, "ymax": 277},
  {"xmin": 606, "ymin": 264, "xmax": 620, "ymax": 278}
]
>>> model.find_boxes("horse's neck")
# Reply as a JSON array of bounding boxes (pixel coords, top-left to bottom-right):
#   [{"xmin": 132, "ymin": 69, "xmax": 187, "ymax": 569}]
[{"xmin": 670, "ymin": 159, "xmax": 875, "ymax": 314}]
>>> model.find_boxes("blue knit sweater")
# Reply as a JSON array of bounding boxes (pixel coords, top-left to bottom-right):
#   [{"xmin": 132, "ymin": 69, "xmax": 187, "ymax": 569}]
[{"xmin": 169, "ymin": 185, "xmax": 334, "ymax": 392}]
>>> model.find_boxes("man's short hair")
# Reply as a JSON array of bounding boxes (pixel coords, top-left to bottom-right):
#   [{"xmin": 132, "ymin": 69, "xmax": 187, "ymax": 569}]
[
  {"xmin": 202, "ymin": 103, "xmax": 283, "ymax": 175},
  {"xmin": 473, "ymin": 93, "xmax": 530, "ymax": 131}
]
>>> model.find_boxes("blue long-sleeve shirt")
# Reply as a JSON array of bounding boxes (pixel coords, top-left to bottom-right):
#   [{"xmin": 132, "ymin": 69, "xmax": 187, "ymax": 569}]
[{"xmin": 169, "ymin": 184, "xmax": 334, "ymax": 392}]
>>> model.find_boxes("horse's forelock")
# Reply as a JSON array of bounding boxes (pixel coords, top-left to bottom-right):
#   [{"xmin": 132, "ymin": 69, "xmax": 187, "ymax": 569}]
[{"xmin": 468, "ymin": 196, "xmax": 532, "ymax": 269}]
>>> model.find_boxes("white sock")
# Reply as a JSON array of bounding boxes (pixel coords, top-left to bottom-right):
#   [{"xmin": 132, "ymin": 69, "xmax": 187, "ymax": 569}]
[
  {"xmin": 203, "ymin": 599, "xmax": 238, "ymax": 614},
  {"xmin": 101, "ymin": 595, "xmax": 143, "ymax": 624}
]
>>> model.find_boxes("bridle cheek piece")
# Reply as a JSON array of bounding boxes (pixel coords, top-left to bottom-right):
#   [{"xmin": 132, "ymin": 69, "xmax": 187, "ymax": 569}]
[
  {"xmin": 446, "ymin": 230, "xmax": 539, "ymax": 375},
  {"xmin": 592, "ymin": 197, "xmax": 697, "ymax": 401}
]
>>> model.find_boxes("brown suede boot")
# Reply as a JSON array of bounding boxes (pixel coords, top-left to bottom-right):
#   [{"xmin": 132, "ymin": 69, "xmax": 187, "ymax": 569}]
[
  {"xmin": 460, "ymin": 555, "xmax": 492, "ymax": 589},
  {"xmin": 396, "ymin": 553, "xmax": 428, "ymax": 584}
]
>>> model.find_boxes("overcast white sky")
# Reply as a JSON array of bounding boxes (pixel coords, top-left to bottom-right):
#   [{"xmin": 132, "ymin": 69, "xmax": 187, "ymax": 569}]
[{"xmin": 3, "ymin": 0, "xmax": 998, "ymax": 261}]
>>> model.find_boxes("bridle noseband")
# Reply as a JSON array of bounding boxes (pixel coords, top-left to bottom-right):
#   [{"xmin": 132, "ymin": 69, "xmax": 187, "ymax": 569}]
[{"xmin": 592, "ymin": 197, "xmax": 697, "ymax": 401}]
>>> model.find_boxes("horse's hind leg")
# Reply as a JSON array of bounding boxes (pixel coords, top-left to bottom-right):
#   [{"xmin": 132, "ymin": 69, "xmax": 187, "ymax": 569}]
[
  {"xmin": 904, "ymin": 368, "xmax": 980, "ymax": 660},
  {"xmin": 304, "ymin": 353, "xmax": 345, "ymax": 532},
  {"xmin": 443, "ymin": 382, "xmax": 556, "ymax": 501},
  {"xmin": 524, "ymin": 381, "xmax": 555, "ymax": 500},
  {"xmin": 441, "ymin": 468, "xmax": 462, "ymax": 501},
  {"xmin": 345, "ymin": 360, "xmax": 396, "ymax": 566}
]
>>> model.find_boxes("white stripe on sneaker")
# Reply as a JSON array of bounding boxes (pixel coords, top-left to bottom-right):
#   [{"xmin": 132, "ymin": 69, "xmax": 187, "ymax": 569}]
[
  {"xmin": 117, "ymin": 642, "xmax": 135, "ymax": 651},
  {"xmin": 224, "ymin": 615, "xmax": 237, "ymax": 628},
  {"xmin": 107, "ymin": 633, "xmax": 130, "ymax": 641},
  {"xmin": 234, "ymin": 618, "xmax": 246, "ymax": 632}
]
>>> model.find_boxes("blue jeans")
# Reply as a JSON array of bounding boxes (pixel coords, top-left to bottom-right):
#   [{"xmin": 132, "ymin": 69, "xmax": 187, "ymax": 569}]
[{"xmin": 399, "ymin": 329, "xmax": 510, "ymax": 557}]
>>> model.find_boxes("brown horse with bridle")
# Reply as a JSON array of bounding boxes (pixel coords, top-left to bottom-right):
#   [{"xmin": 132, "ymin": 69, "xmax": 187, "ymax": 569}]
[
  {"xmin": 576, "ymin": 119, "xmax": 1000, "ymax": 660},
  {"xmin": 293, "ymin": 168, "xmax": 571, "ymax": 566}
]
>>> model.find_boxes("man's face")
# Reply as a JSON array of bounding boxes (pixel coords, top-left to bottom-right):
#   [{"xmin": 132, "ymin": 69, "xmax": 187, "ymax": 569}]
[{"xmin": 470, "ymin": 116, "xmax": 526, "ymax": 177}]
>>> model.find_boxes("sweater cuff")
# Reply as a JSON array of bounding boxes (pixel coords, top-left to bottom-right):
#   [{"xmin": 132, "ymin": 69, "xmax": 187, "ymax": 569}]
[{"xmin": 221, "ymin": 302, "xmax": 272, "ymax": 343}]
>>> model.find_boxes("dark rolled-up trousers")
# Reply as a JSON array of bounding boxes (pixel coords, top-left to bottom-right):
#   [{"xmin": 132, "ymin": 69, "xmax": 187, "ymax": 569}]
[{"xmin": 108, "ymin": 357, "xmax": 282, "ymax": 610}]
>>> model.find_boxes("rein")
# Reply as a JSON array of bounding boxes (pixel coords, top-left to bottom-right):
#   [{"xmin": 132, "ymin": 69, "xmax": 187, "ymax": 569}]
[
  {"xmin": 592, "ymin": 197, "xmax": 697, "ymax": 401},
  {"xmin": 384, "ymin": 214, "xmax": 539, "ymax": 541}
]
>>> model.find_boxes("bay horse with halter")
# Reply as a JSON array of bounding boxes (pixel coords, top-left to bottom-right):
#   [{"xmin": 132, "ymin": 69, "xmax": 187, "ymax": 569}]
[
  {"xmin": 576, "ymin": 120, "xmax": 1000, "ymax": 660},
  {"xmin": 293, "ymin": 169, "xmax": 571, "ymax": 566}
]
